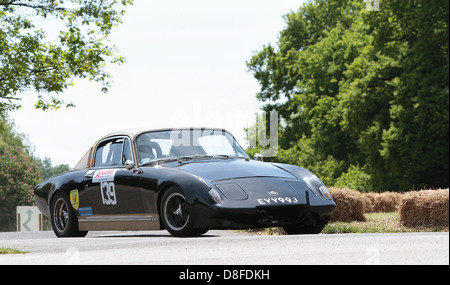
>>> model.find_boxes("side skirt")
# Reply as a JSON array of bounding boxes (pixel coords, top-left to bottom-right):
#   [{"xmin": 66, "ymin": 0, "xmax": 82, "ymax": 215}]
[{"xmin": 78, "ymin": 214, "xmax": 160, "ymax": 231}]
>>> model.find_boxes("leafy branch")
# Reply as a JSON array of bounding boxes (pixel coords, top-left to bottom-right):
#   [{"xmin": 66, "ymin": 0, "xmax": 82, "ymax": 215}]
[{"xmin": 0, "ymin": 0, "xmax": 134, "ymax": 112}]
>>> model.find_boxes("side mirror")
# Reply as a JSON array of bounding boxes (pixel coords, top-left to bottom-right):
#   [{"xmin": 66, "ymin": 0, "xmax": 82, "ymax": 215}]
[
  {"xmin": 124, "ymin": 160, "xmax": 135, "ymax": 170},
  {"xmin": 253, "ymin": 153, "xmax": 263, "ymax": 161}
]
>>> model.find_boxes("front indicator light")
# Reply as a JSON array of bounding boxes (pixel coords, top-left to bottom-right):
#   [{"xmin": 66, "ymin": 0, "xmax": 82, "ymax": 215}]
[
  {"xmin": 319, "ymin": 185, "xmax": 332, "ymax": 200},
  {"xmin": 209, "ymin": 189, "xmax": 223, "ymax": 203}
]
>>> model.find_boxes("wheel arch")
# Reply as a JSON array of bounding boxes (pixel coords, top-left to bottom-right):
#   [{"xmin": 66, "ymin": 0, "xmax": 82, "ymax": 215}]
[
  {"xmin": 156, "ymin": 182, "xmax": 180, "ymax": 228},
  {"xmin": 155, "ymin": 173, "xmax": 213, "ymax": 230}
]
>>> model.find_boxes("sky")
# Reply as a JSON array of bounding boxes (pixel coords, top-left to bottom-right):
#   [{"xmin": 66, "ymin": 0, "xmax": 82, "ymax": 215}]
[{"xmin": 10, "ymin": 0, "xmax": 306, "ymax": 167}]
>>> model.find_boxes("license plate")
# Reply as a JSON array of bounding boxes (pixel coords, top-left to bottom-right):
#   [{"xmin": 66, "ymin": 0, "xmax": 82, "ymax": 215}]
[{"xmin": 256, "ymin": 197, "xmax": 299, "ymax": 205}]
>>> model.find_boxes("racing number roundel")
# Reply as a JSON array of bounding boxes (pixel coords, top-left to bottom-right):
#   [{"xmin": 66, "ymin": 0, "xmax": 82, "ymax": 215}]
[{"xmin": 92, "ymin": 169, "xmax": 118, "ymax": 206}]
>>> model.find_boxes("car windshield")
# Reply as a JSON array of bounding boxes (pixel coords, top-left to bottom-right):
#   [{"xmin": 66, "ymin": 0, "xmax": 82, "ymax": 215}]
[{"xmin": 136, "ymin": 129, "xmax": 249, "ymax": 165}]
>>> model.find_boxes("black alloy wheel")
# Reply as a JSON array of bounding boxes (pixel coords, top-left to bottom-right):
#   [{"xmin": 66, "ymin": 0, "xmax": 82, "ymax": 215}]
[
  {"xmin": 160, "ymin": 186, "xmax": 207, "ymax": 237},
  {"xmin": 50, "ymin": 192, "xmax": 88, "ymax": 238}
]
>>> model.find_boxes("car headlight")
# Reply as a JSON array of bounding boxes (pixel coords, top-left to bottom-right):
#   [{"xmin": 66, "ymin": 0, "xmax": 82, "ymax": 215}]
[
  {"xmin": 303, "ymin": 175, "xmax": 332, "ymax": 200},
  {"xmin": 209, "ymin": 189, "xmax": 223, "ymax": 204},
  {"xmin": 319, "ymin": 185, "xmax": 332, "ymax": 200}
]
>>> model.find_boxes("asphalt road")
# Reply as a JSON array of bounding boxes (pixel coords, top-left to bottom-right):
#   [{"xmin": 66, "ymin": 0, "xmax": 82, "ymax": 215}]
[{"xmin": 0, "ymin": 230, "xmax": 448, "ymax": 265}]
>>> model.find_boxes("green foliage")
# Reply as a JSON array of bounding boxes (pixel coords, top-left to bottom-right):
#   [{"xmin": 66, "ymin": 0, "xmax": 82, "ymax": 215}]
[
  {"xmin": 0, "ymin": 117, "xmax": 69, "ymax": 231},
  {"xmin": 334, "ymin": 165, "xmax": 372, "ymax": 193},
  {"xmin": 247, "ymin": 0, "xmax": 449, "ymax": 191},
  {"xmin": 0, "ymin": 128, "xmax": 43, "ymax": 230},
  {"xmin": 0, "ymin": 144, "xmax": 41, "ymax": 209},
  {"xmin": 0, "ymin": 247, "xmax": 28, "ymax": 254},
  {"xmin": 0, "ymin": 0, "xmax": 133, "ymax": 112},
  {"xmin": 40, "ymin": 157, "xmax": 70, "ymax": 180}
]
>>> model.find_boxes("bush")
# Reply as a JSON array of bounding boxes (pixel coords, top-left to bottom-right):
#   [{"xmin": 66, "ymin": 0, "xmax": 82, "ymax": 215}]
[
  {"xmin": 0, "ymin": 143, "xmax": 43, "ymax": 231},
  {"xmin": 334, "ymin": 165, "xmax": 372, "ymax": 192}
]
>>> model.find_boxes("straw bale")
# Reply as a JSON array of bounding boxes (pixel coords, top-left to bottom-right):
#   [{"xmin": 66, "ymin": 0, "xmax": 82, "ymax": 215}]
[
  {"xmin": 329, "ymin": 187, "xmax": 366, "ymax": 222},
  {"xmin": 364, "ymin": 192, "xmax": 402, "ymax": 213},
  {"xmin": 399, "ymin": 189, "xmax": 449, "ymax": 228}
]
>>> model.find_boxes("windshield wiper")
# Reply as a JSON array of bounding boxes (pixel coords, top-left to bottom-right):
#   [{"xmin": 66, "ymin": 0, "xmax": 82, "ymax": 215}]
[
  {"xmin": 192, "ymin": 154, "xmax": 213, "ymax": 159},
  {"xmin": 192, "ymin": 154, "xmax": 230, "ymax": 159},
  {"xmin": 177, "ymin": 156, "xmax": 193, "ymax": 162},
  {"xmin": 142, "ymin": 154, "xmax": 246, "ymax": 166},
  {"xmin": 141, "ymin": 158, "xmax": 177, "ymax": 166},
  {"xmin": 142, "ymin": 156, "xmax": 194, "ymax": 166},
  {"xmin": 213, "ymin": 154, "xmax": 251, "ymax": 160},
  {"xmin": 213, "ymin": 154, "xmax": 229, "ymax": 159}
]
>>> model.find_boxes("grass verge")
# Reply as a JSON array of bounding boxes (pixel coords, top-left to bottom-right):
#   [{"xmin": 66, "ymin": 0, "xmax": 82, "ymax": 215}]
[
  {"xmin": 244, "ymin": 212, "xmax": 449, "ymax": 235},
  {"xmin": 322, "ymin": 212, "xmax": 448, "ymax": 233},
  {"xmin": 0, "ymin": 247, "xmax": 28, "ymax": 254}
]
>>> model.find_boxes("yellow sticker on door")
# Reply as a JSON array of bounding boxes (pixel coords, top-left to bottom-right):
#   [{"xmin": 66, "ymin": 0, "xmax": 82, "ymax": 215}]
[{"xmin": 70, "ymin": 189, "xmax": 80, "ymax": 210}]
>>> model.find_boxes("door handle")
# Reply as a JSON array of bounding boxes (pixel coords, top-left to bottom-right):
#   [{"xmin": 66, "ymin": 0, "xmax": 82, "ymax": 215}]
[{"xmin": 84, "ymin": 170, "xmax": 95, "ymax": 178}]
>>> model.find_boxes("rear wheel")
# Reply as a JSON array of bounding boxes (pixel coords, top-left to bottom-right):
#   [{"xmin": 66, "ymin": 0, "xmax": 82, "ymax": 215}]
[
  {"xmin": 160, "ymin": 186, "xmax": 207, "ymax": 237},
  {"xmin": 50, "ymin": 192, "xmax": 88, "ymax": 238}
]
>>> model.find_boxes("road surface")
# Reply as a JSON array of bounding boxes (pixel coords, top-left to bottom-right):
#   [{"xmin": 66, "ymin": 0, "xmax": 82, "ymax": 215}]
[{"xmin": 0, "ymin": 230, "xmax": 448, "ymax": 265}]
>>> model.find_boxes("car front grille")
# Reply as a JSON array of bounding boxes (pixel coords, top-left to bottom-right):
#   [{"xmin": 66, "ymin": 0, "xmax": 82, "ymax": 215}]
[{"xmin": 256, "ymin": 205, "xmax": 306, "ymax": 225}]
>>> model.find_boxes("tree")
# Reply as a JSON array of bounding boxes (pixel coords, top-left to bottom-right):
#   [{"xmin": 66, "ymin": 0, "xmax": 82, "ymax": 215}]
[
  {"xmin": 247, "ymin": 0, "xmax": 449, "ymax": 191},
  {"xmin": 40, "ymin": 157, "xmax": 69, "ymax": 180},
  {"xmin": 0, "ymin": 117, "xmax": 43, "ymax": 231},
  {"xmin": 247, "ymin": 0, "xmax": 367, "ymax": 187},
  {"xmin": 0, "ymin": 0, "xmax": 133, "ymax": 112},
  {"xmin": 339, "ymin": 0, "xmax": 449, "ymax": 190},
  {"xmin": 0, "ymin": 143, "xmax": 43, "ymax": 231},
  {"xmin": 0, "ymin": 117, "xmax": 72, "ymax": 231}
]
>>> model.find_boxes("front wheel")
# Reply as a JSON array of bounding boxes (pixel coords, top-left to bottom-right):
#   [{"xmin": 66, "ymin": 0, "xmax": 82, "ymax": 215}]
[
  {"xmin": 50, "ymin": 192, "xmax": 88, "ymax": 238},
  {"xmin": 160, "ymin": 186, "xmax": 207, "ymax": 237}
]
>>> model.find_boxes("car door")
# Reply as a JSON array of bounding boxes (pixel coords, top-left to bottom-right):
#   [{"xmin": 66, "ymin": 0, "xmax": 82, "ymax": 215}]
[{"xmin": 83, "ymin": 136, "xmax": 144, "ymax": 217}]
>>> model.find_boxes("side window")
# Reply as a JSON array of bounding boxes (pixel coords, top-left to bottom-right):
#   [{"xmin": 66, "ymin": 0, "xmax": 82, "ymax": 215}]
[{"xmin": 94, "ymin": 138, "xmax": 125, "ymax": 168}]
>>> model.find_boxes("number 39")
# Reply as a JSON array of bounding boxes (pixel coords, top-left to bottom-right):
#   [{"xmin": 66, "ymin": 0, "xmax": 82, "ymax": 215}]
[{"xmin": 100, "ymin": 181, "xmax": 117, "ymax": 205}]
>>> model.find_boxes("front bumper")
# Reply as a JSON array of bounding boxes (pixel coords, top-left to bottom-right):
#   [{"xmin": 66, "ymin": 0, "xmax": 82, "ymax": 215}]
[{"xmin": 191, "ymin": 191, "xmax": 336, "ymax": 230}]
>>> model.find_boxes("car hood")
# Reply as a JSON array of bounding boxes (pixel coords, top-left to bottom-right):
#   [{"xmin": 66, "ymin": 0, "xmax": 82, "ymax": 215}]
[{"xmin": 168, "ymin": 159, "xmax": 297, "ymax": 182}]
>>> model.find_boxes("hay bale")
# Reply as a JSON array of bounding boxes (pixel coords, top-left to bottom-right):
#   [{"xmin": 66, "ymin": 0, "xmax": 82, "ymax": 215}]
[
  {"xmin": 399, "ymin": 189, "xmax": 449, "ymax": 228},
  {"xmin": 329, "ymin": 187, "xmax": 366, "ymax": 222},
  {"xmin": 364, "ymin": 192, "xmax": 376, "ymax": 213},
  {"xmin": 364, "ymin": 192, "xmax": 402, "ymax": 213}
]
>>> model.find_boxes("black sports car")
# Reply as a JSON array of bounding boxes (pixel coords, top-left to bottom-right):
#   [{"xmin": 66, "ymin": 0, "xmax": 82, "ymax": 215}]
[{"xmin": 34, "ymin": 128, "xmax": 336, "ymax": 237}]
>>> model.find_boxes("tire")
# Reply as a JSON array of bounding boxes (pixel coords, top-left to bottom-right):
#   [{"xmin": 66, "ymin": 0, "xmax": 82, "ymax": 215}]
[
  {"xmin": 160, "ymin": 186, "xmax": 207, "ymax": 237},
  {"xmin": 283, "ymin": 222, "xmax": 326, "ymax": 235},
  {"xmin": 50, "ymin": 192, "xmax": 88, "ymax": 238}
]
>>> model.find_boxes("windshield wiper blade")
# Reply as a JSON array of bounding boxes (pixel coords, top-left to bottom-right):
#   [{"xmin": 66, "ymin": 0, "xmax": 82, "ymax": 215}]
[
  {"xmin": 177, "ymin": 156, "xmax": 193, "ymax": 162},
  {"xmin": 192, "ymin": 154, "xmax": 213, "ymax": 159},
  {"xmin": 142, "ymin": 156, "xmax": 194, "ymax": 166},
  {"xmin": 142, "ymin": 154, "xmax": 242, "ymax": 166},
  {"xmin": 213, "ymin": 155, "xmax": 250, "ymax": 160},
  {"xmin": 213, "ymin": 154, "xmax": 230, "ymax": 159},
  {"xmin": 142, "ymin": 158, "xmax": 178, "ymax": 166},
  {"xmin": 157, "ymin": 156, "xmax": 192, "ymax": 164}
]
